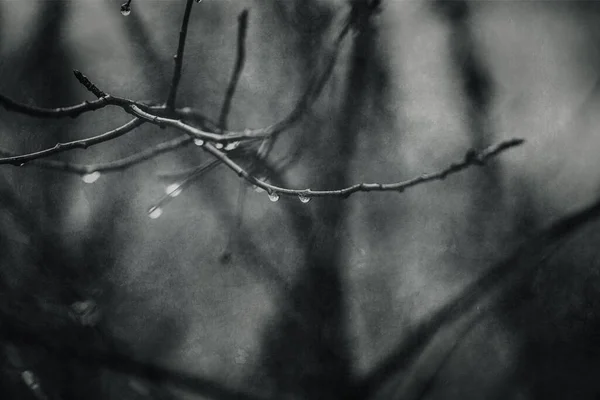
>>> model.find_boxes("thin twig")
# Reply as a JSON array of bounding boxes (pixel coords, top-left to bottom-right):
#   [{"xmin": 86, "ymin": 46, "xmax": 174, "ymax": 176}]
[
  {"xmin": 73, "ymin": 69, "xmax": 107, "ymax": 98},
  {"xmin": 0, "ymin": 135, "xmax": 191, "ymax": 174},
  {"xmin": 166, "ymin": 0, "xmax": 195, "ymax": 110},
  {"xmin": 0, "ymin": 92, "xmax": 215, "ymax": 128},
  {"xmin": 219, "ymin": 10, "xmax": 249, "ymax": 129},
  {"xmin": 0, "ymin": 93, "xmax": 111, "ymax": 119},
  {"xmin": 149, "ymin": 159, "xmax": 222, "ymax": 212},
  {"xmin": 0, "ymin": 119, "xmax": 144, "ymax": 166},
  {"xmin": 201, "ymin": 138, "xmax": 525, "ymax": 199}
]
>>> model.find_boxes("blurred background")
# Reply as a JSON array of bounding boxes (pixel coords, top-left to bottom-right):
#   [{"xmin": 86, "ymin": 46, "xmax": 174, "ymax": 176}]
[{"xmin": 1, "ymin": 1, "xmax": 600, "ymax": 399}]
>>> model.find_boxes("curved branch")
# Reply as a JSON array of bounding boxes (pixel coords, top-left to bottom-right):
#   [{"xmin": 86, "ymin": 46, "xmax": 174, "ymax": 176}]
[
  {"xmin": 200, "ymin": 138, "xmax": 525, "ymax": 199},
  {"xmin": 0, "ymin": 93, "xmax": 111, "ymax": 119},
  {"xmin": 0, "ymin": 134, "xmax": 191, "ymax": 174},
  {"xmin": 0, "ymin": 118, "xmax": 144, "ymax": 166}
]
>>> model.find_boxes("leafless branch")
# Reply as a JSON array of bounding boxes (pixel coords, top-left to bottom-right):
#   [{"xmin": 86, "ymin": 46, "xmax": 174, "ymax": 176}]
[
  {"xmin": 73, "ymin": 69, "xmax": 107, "ymax": 98},
  {"xmin": 0, "ymin": 92, "xmax": 110, "ymax": 119},
  {"xmin": 0, "ymin": 135, "xmax": 191, "ymax": 174},
  {"xmin": 166, "ymin": 0, "xmax": 195, "ymax": 110},
  {"xmin": 219, "ymin": 10, "xmax": 249, "ymax": 129},
  {"xmin": 201, "ymin": 138, "xmax": 525, "ymax": 200},
  {"xmin": 354, "ymin": 188, "xmax": 600, "ymax": 400},
  {"xmin": 0, "ymin": 312, "xmax": 270, "ymax": 400},
  {"xmin": 148, "ymin": 159, "xmax": 222, "ymax": 214},
  {"xmin": 0, "ymin": 118, "xmax": 144, "ymax": 166}
]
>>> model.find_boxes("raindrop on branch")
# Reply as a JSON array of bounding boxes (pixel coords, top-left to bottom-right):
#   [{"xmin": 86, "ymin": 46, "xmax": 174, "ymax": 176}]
[
  {"xmin": 120, "ymin": 2, "xmax": 131, "ymax": 16},
  {"xmin": 224, "ymin": 141, "xmax": 240, "ymax": 151},
  {"xmin": 268, "ymin": 192, "xmax": 280, "ymax": 202},
  {"xmin": 82, "ymin": 171, "xmax": 101, "ymax": 184},
  {"xmin": 215, "ymin": 142, "xmax": 224, "ymax": 150},
  {"xmin": 165, "ymin": 183, "xmax": 183, "ymax": 198},
  {"xmin": 195, "ymin": 0, "xmax": 203, "ymax": 3},
  {"xmin": 298, "ymin": 194, "xmax": 311, "ymax": 203},
  {"xmin": 194, "ymin": 138, "xmax": 204, "ymax": 146},
  {"xmin": 148, "ymin": 206, "xmax": 163, "ymax": 219}
]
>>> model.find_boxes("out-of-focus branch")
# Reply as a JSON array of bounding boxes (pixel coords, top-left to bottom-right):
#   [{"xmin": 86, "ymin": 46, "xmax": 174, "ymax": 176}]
[
  {"xmin": 166, "ymin": 0, "xmax": 195, "ymax": 110},
  {"xmin": 149, "ymin": 159, "xmax": 222, "ymax": 213},
  {"xmin": 219, "ymin": 10, "xmax": 249, "ymax": 129},
  {"xmin": 354, "ymin": 187, "xmax": 600, "ymax": 400},
  {"xmin": 0, "ymin": 118, "xmax": 144, "ymax": 166},
  {"xmin": 0, "ymin": 313, "xmax": 270, "ymax": 400}
]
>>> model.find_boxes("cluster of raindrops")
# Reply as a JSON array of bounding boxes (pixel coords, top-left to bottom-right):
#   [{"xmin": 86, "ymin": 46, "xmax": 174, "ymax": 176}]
[{"xmin": 265, "ymin": 191, "xmax": 313, "ymax": 204}]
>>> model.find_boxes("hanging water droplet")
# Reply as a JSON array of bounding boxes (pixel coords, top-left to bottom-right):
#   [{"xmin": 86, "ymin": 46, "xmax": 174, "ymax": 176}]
[
  {"xmin": 82, "ymin": 171, "xmax": 101, "ymax": 184},
  {"xmin": 268, "ymin": 192, "xmax": 279, "ymax": 202},
  {"xmin": 224, "ymin": 141, "xmax": 240, "ymax": 151},
  {"xmin": 21, "ymin": 371, "xmax": 39, "ymax": 389},
  {"xmin": 194, "ymin": 138, "xmax": 205, "ymax": 146},
  {"xmin": 165, "ymin": 183, "xmax": 183, "ymax": 197},
  {"xmin": 215, "ymin": 142, "xmax": 224, "ymax": 150},
  {"xmin": 120, "ymin": 3, "xmax": 131, "ymax": 16},
  {"xmin": 298, "ymin": 194, "xmax": 311, "ymax": 203},
  {"xmin": 148, "ymin": 206, "xmax": 163, "ymax": 219}
]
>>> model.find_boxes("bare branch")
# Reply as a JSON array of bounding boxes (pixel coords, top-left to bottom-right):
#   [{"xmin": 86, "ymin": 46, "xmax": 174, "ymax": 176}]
[
  {"xmin": 166, "ymin": 0, "xmax": 195, "ymax": 110},
  {"xmin": 0, "ymin": 119, "xmax": 144, "ymax": 166},
  {"xmin": 73, "ymin": 69, "xmax": 107, "ymax": 98},
  {"xmin": 149, "ymin": 159, "xmax": 222, "ymax": 213},
  {"xmin": 0, "ymin": 93, "xmax": 111, "ymax": 119},
  {"xmin": 355, "ymin": 186, "xmax": 600, "ymax": 400},
  {"xmin": 219, "ymin": 9, "xmax": 249, "ymax": 129},
  {"xmin": 0, "ymin": 135, "xmax": 191, "ymax": 174},
  {"xmin": 201, "ymin": 138, "xmax": 525, "ymax": 199}
]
